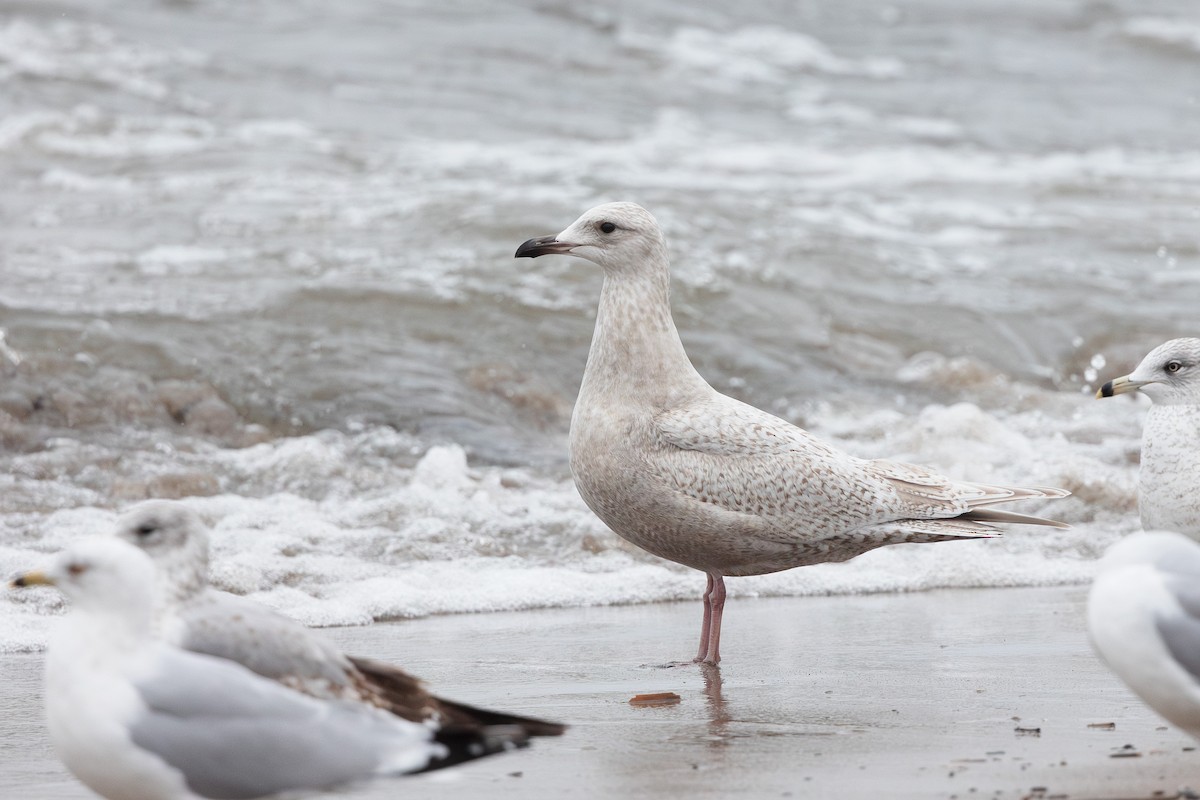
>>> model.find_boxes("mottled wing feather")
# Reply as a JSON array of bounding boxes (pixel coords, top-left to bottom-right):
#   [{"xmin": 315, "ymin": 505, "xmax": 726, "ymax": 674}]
[
  {"xmin": 343, "ymin": 656, "xmax": 438, "ymax": 723},
  {"xmin": 654, "ymin": 392, "xmax": 1069, "ymax": 537},
  {"xmin": 654, "ymin": 396, "xmax": 994, "ymax": 534},
  {"xmin": 864, "ymin": 460, "xmax": 976, "ymax": 516},
  {"xmin": 178, "ymin": 590, "xmax": 357, "ymax": 694}
]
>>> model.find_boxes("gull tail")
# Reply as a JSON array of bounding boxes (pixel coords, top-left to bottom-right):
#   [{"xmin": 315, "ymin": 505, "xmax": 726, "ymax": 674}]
[
  {"xmin": 433, "ymin": 696, "xmax": 567, "ymax": 738},
  {"xmin": 419, "ymin": 724, "xmax": 533, "ymax": 773},
  {"xmin": 957, "ymin": 507, "xmax": 1070, "ymax": 529},
  {"xmin": 958, "ymin": 483, "xmax": 1071, "ymax": 528},
  {"xmin": 349, "ymin": 655, "xmax": 566, "ymax": 737},
  {"xmin": 967, "ymin": 484, "xmax": 1071, "ymax": 506}
]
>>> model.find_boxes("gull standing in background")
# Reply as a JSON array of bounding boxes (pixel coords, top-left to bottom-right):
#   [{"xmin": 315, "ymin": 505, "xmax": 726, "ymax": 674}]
[
  {"xmin": 516, "ymin": 202, "xmax": 1069, "ymax": 665},
  {"xmin": 11, "ymin": 538, "xmax": 530, "ymax": 800},
  {"xmin": 113, "ymin": 500, "xmax": 566, "ymax": 737},
  {"xmin": 1088, "ymin": 530, "xmax": 1200, "ymax": 740},
  {"xmin": 1097, "ymin": 338, "xmax": 1200, "ymax": 537}
]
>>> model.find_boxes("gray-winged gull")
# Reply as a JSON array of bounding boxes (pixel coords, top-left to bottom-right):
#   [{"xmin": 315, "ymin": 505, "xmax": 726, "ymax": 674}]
[
  {"xmin": 112, "ymin": 500, "xmax": 565, "ymax": 736},
  {"xmin": 1097, "ymin": 338, "xmax": 1200, "ymax": 537},
  {"xmin": 11, "ymin": 537, "xmax": 531, "ymax": 800},
  {"xmin": 516, "ymin": 201, "xmax": 1070, "ymax": 665},
  {"xmin": 1088, "ymin": 530, "xmax": 1200, "ymax": 739}
]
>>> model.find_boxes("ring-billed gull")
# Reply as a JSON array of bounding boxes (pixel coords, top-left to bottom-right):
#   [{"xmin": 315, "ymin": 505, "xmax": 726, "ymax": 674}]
[
  {"xmin": 516, "ymin": 202, "xmax": 1069, "ymax": 665},
  {"xmin": 1096, "ymin": 338, "xmax": 1200, "ymax": 536},
  {"xmin": 1088, "ymin": 530, "xmax": 1200, "ymax": 739},
  {"xmin": 113, "ymin": 500, "xmax": 566, "ymax": 736},
  {"xmin": 11, "ymin": 537, "xmax": 530, "ymax": 800}
]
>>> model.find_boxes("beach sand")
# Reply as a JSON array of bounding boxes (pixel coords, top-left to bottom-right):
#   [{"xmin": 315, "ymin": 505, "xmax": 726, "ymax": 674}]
[{"xmin": 2, "ymin": 585, "xmax": 1196, "ymax": 799}]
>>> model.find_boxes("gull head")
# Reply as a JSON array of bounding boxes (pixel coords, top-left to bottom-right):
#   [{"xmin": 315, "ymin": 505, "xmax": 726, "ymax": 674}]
[
  {"xmin": 113, "ymin": 501, "xmax": 211, "ymax": 603},
  {"xmin": 11, "ymin": 536, "xmax": 156, "ymax": 618},
  {"xmin": 514, "ymin": 202, "xmax": 669, "ymax": 276},
  {"xmin": 1097, "ymin": 338, "xmax": 1200, "ymax": 405}
]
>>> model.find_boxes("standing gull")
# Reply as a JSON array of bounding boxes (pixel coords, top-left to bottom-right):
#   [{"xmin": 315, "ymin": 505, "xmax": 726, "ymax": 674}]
[
  {"xmin": 1097, "ymin": 338, "xmax": 1200, "ymax": 537},
  {"xmin": 515, "ymin": 202, "xmax": 1069, "ymax": 665},
  {"xmin": 1088, "ymin": 530, "xmax": 1200, "ymax": 739},
  {"xmin": 11, "ymin": 538, "xmax": 530, "ymax": 800},
  {"xmin": 113, "ymin": 500, "xmax": 566, "ymax": 736}
]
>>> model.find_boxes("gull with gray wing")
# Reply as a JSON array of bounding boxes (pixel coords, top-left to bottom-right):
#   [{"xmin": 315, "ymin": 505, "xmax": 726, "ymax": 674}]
[
  {"xmin": 516, "ymin": 202, "xmax": 1069, "ymax": 665},
  {"xmin": 12, "ymin": 537, "xmax": 525, "ymax": 800}
]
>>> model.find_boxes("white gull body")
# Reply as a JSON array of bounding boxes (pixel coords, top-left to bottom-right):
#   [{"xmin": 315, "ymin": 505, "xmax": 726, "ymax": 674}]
[
  {"xmin": 1088, "ymin": 531, "xmax": 1200, "ymax": 738},
  {"xmin": 1097, "ymin": 337, "xmax": 1200, "ymax": 536},
  {"xmin": 13, "ymin": 538, "xmax": 453, "ymax": 800},
  {"xmin": 515, "ymin": 202, "xmax": 1069, "ymax": 665}
]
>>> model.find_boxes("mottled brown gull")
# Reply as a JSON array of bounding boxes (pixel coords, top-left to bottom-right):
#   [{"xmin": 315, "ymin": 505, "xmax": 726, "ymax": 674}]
[
  {"xmin": 515, "ymin": 201, "xmax": 1069, "ymax": 665},
  {"xmin": 1097, "ymin": 338, "xmax": 1200, "ymax": 537},
  {"xmin": 113, "ymin": 500, "xmax": 565, "ymax": 738}
]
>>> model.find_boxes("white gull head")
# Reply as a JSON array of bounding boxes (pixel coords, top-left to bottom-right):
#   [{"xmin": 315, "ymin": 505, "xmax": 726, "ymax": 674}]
[
  {"xmin": 13, "ymin": 536, "xmax": 156, "ymax": 627},
  {"xmin": 514, "ymin": 202, "xmax": 669, "ymax": 277},
  {"xmin": 1099, "ymin": 338, "xmax": 1200, "ymax": 406},
  {"xmin": 112, "ymin": 500, "xmax": 211, "ymax": 606}
]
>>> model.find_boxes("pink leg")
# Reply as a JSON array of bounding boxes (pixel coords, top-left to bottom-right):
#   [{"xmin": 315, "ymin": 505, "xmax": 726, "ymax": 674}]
[
  {"xmin": 701, "ymin": 575, "xmax": 727, "ymax": 665},
  {"xmin": 695, "ymin": 573, "xmax": 714, "ymax": 662}
]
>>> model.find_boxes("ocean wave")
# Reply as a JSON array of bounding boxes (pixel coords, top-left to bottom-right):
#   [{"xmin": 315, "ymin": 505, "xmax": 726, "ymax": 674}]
[
  {"xmin": 620, "ymin": 24, "xmax": 903, "ymax": 87},
  {"xmin": 0, "ymin": 18, "xmax": 207, "ymax": 109},
  {"xmin": 1121, "ymin": 17, "xmax": 1200, "ymax": 55}
]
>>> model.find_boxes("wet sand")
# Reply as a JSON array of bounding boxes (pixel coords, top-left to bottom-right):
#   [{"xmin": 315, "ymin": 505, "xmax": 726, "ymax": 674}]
[{"xmin": 2, "ymin": 585, "xmax": 1196, "ymax": 799}]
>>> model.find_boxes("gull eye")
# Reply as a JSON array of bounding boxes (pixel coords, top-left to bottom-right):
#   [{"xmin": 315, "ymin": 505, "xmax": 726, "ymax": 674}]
[
  {"xmin": 1166, "ymin": 360, "xmax": 1184, "ymax": 374},
  {"xmin": 599, "ymin": 221, "xmax": 616, "ymax": 234},
  {"xmin": 135, "ymin": 523, "xmax": 158, "ymax": 538},
  {"xmin": 67, "ymin": 563, "xmax": 86, "ymax": 577}
]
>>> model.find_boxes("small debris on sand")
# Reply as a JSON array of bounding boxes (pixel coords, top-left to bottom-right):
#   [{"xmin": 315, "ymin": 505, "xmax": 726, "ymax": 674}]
[
  {"xmin": 1109, "ymin": 744, "xmax": 1142, "ymax": 759},
  {"xmin": 629, "ymin": 692, "xmax": 682, "ymax": 707}
]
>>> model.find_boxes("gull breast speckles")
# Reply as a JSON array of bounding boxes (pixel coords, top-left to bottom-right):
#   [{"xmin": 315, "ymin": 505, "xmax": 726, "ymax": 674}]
[
  {"xmin": 1088, "ymin": 531, "xmax": 1200, "ymax": 739},
  {"xmin": 113, "ymin": 501, "xmax": 566, "ymax": 738},
  {"xmin": 516, "ymin": 201, "xmax": 1069, "ymax": 666},
  {"xmin": 1097, "ymin": 338, "xmax": 1200, "ymax": 537},
  {"xmin": 11, "ymin": 537, "xmax": 522, "ymax": 800}
]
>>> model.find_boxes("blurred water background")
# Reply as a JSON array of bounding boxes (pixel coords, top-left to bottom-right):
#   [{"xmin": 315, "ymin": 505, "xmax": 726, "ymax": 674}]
[{"xmin": 1, "ymin": 0, "xmax": 1198, "ymax": 649}]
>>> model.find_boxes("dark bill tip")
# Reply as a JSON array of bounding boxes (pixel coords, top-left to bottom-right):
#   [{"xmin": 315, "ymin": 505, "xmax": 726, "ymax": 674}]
[
  {"xmin": 514, "ymin": 235, "xmax": 573, "ymax": 259},
  {"xmin": 1097, "ymin": 381, "xmax": 1115, "ymax": 399}
]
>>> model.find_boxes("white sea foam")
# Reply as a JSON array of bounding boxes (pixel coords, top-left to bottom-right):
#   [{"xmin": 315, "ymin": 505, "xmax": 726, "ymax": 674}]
[
  {"xmin": 1121, "ymin": 17, "xmax": 1200, "ymax": 54},
  {"xmin": 0, "ymin": 389, "xmax": 1143, "ymax": 653},
  {"xmin": 627, "ymin": 25, "xmax": 904, "ymax": 86},
  {"xmin": 0, "ymin": 19, "xmax": 207, "ymax": 109}
]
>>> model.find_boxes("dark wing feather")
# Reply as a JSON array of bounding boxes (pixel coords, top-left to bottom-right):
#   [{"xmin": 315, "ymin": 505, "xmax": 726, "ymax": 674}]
[{"xmin": 348, "ymin": 655, "xmax": 566, "ymax": 737}]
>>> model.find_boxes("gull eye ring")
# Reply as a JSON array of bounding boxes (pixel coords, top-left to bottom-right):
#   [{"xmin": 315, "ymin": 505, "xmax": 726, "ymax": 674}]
[{"xmin": 1166, "ymin": 360, "xmax": 1183, "ymax": 374}]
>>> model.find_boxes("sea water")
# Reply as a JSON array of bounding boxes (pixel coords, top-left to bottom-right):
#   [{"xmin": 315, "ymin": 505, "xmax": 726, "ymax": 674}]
[{"xmin": 1, "ymin": 0, "xmax": 1197, "ymax": 651}]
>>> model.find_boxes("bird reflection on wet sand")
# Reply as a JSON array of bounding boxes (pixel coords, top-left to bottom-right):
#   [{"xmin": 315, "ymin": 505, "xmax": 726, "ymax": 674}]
[{"xmin": 700, "ymin": 663, "xmax": 732, "ymax": 748}]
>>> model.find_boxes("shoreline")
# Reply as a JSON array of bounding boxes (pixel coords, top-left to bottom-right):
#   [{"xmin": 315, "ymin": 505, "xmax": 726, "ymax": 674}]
[{"xmin": 3, "ymin": 586, "xmax": 1196, "ymax": 799}]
